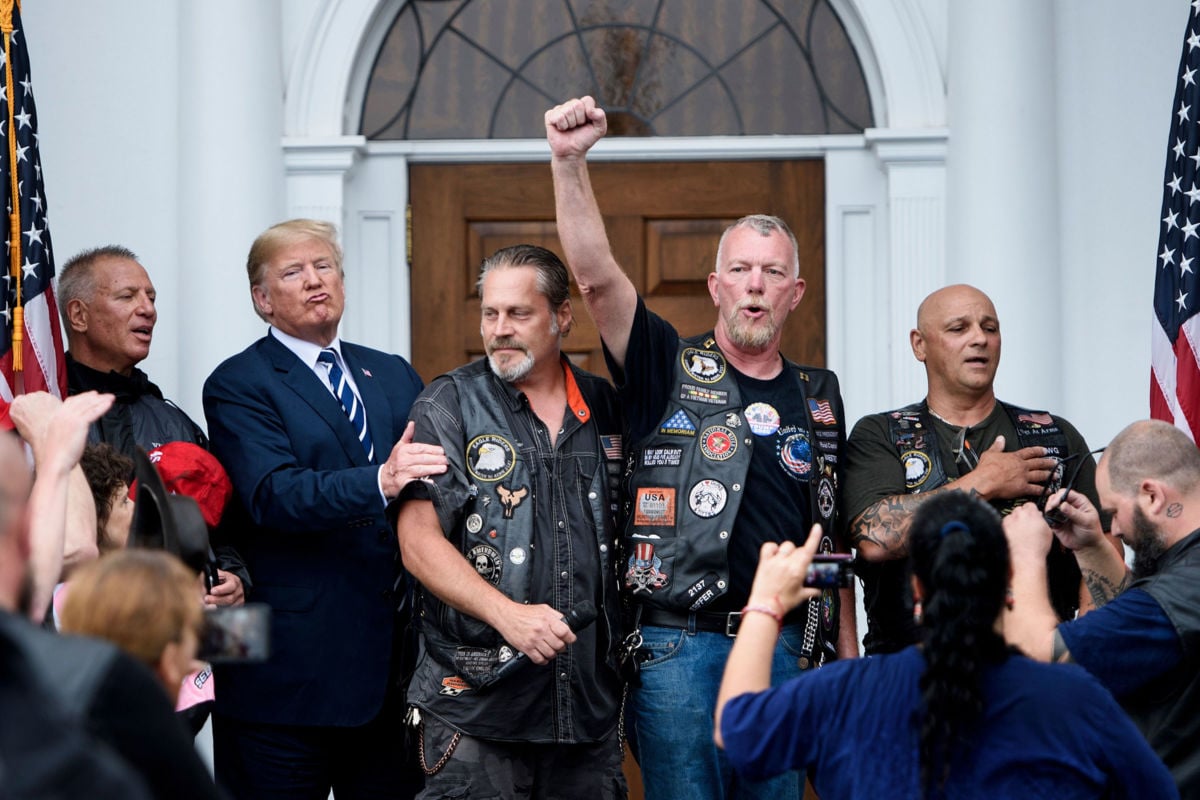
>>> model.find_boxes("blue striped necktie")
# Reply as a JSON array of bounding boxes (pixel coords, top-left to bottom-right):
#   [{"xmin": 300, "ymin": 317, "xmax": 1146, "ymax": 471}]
[{"xmin": 317, "ymin": 348, "xmax": 374, "ymax": 461}]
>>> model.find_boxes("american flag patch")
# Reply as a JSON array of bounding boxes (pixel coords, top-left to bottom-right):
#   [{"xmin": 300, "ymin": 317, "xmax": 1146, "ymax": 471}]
[
  {"xmin": 1017, "ymin": 412, "xmax": 1053, "ymax": 426},
  {"xmin": 808, "ymin": 398, "xmax": 837, "ymax": 425},
  {"xmin": 600, "ymin": 435, "xmax": 623, "ymax": 460}
]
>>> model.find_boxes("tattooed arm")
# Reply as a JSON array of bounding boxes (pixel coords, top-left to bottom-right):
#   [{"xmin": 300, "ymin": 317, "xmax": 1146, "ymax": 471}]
[{"xmin": 851, "ymin": 488, "xmax": 950, "ymax": 562}]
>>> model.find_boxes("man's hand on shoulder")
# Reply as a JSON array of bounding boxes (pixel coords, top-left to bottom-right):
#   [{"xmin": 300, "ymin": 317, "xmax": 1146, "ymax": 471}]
[
  {"xmin": 381, "ymin": 421, "xmax": 448, "ymax": 499},
  {"xmin": 965, "ymin": 436, "xmax": 1057, "ymax": 500},
  {"xmin": 545, "ymin": 96, "xmax": 607, "ymax": 160}
]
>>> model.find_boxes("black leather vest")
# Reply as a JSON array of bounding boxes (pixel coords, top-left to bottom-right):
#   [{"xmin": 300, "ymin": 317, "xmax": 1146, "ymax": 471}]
[{"xmin": 623, "ymin": 332, "xmax": 845, "ymax": 660}]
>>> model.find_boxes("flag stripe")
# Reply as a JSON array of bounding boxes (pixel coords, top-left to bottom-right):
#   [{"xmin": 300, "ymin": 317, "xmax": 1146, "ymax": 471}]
[
  {"xmin": 0, "ymin": 3, "xmax": 67, "ymax": 425},
  {"xmin": 1151, "ymin": 5, "xmax": 1200, "ymax": 443}
]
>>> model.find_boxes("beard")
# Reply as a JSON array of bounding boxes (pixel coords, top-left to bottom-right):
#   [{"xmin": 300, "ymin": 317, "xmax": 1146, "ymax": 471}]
[
  {"xmin": 1130, "ymin": 505, "xmax": 1170, "ymax": 580},
  {"xmin": 483, "ymin": 317, "xmax": 559, "ymax": 384},
  {"xmin": 487, "ymin": 341, "xmax": 535, "ymax": 383},
  {"xmin": 724, "ymin": 299, "xmax": 779, "ymax": 350}
]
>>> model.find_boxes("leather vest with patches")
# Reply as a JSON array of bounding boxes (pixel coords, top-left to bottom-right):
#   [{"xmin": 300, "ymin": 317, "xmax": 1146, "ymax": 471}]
[
  {"xmin": 886, "ymin": 400, "xmax": 1069, "ymax": 500},
  {"xmin": 417, "ymin": 361, "xmax": 623, "ymax": 689},
  {"xmin": 624, "ymin": 332, "xmax": 844, "ymax": 620}
]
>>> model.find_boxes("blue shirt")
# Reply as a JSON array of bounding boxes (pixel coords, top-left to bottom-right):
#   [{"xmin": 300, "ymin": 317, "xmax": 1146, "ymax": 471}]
[
  {"xmin": 720, "ymin": 647, "xmax": 1176, "ymax": 799},
  {"xmin": 1058, "ymin": 588, "xmax": 1182, "ymax": 697}
]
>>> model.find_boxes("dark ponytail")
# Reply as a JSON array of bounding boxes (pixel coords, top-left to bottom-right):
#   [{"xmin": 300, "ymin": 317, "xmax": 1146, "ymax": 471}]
[{"xmin": 908, "ymin": 491, "xmax": 1013, "ymax": 794}]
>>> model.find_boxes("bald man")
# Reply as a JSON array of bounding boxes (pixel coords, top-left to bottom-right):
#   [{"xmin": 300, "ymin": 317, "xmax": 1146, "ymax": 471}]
[
  {"xmin": 843, "ymin": 285, "xmax": 1099, "ymax": 655},
  {"xmin": 1004, "ymin": 419, "xmax": 1200, "ymax": 796}
]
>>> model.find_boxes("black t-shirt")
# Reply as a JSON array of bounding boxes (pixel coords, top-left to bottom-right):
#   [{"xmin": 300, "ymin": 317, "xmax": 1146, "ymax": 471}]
[{"xmin": 723, "ymin": 365, "xmax": 814, "ymax": 607}]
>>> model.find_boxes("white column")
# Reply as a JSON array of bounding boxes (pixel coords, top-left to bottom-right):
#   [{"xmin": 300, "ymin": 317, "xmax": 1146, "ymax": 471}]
[
  {"xmin": 176, "ymin": 0, "xmax": 286, "ymax": 420},
  {"xmin": 946, "ymin": 0, "xmax": 1060, "ymax": 409},
  {"xmin": 867, "ymin": 129, "xmax": 949, "ymax": 408}
]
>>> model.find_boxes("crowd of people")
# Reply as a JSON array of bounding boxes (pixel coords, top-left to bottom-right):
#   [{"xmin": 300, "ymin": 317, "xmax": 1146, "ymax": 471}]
[{"xmin": 0, "ymin": 95, "xmax": 1194, "ymax": 800}]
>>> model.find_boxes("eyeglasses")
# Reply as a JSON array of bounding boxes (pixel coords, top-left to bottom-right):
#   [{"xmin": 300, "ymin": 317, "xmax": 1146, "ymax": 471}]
[
  {"xmin": 951, "ymin": 426, "xmax": 979, "ymax": 473},
  {"xmin": 1041, "ymin": 447, "xmax": 1106, "ymax": 527}
]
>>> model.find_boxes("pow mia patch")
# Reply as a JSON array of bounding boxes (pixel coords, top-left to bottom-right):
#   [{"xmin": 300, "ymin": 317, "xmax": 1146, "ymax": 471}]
[
  {"xmin": 700, "ymin": 425, "xmax": 737, "ymax": 461},
  {"xmin": 688, "ymin": 479, "xmax": 727, "ymax": 518},
  {"xmin": 681, "ymin": 347, "xmax": 726, "ymax": 383},
  {"xmin": 817, "ymin": 477, "xmax": 835, "ymax": 520},
  {"xmin": 467, "ymin": 544, "xmax": 502, "ymax": 584},
  {"xmin": 902, "ymin": 450, "xmax": 932, "ymax": 490},
  {"xmin": 466, "ymin": 434, "xmax": 516, "ymax": 482}
]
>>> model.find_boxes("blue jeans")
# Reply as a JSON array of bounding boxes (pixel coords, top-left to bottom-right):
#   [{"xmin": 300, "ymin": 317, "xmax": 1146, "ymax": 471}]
[{"xmin": 627, "ymin": 623, "xmax": 809, "ymax": 800}]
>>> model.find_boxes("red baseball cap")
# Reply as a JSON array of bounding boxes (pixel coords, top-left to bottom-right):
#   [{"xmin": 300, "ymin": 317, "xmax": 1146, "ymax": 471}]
[{"xmin": 140, "ymin": 442, "xmax": 233, "ymax": 529}]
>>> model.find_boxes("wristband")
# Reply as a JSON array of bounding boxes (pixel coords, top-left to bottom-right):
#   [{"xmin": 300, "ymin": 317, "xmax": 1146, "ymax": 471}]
[{"xmin": 740, "ymin": 602, "xmax": 784, "ymax": 631}]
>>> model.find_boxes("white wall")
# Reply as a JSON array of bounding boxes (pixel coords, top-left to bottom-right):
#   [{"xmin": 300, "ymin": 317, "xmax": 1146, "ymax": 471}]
[
  {"xmin": 1053, "ymin": 0, "xmax": 1186, "ymax": 446},
  {"xmin": 18, "ymin": 0, "xmax": 1193, "ymax": 450},
  {"xmin": 22, "ymin": 0, "xmax": 285, "ymax": 426}
]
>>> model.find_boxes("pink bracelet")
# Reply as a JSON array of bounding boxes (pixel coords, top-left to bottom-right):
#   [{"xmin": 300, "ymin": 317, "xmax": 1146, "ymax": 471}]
[{"xmin": 740, "ymin": 603, "xmax": 784, "ymax": 631}]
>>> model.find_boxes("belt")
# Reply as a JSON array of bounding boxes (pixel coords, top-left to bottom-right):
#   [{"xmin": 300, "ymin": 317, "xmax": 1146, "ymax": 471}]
[{"xmin": 639, "ymin": 607, "xmax": 807, "ymax": 637}]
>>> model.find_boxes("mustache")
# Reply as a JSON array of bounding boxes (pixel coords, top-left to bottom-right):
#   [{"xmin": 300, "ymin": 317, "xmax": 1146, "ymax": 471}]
[{"xmin": 488, "ymin": 337, "xmax": 528, "ymax": 353}]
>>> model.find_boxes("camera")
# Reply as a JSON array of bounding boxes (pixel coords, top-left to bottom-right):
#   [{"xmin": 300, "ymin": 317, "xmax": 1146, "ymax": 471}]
[
  {"xmin": 804, "ymin": 553, "xmax": 856, "ymax": 589},
  {"xmin": 198, "ymin": 603, "xmax": 271, "ymax": 663}
]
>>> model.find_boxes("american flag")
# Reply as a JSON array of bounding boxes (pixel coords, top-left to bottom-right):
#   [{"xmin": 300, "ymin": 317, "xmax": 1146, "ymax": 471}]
[
  {"xmin": 1152, "ymin": 2, "xmax": 1200, "ymax": 442},
  {"xmin": 807, "ymin": 398, "xmax": 837, "ymax": 425},
  {"xmin": 0, "ymin": 2, "xmax": 66, "ymax": 426}
]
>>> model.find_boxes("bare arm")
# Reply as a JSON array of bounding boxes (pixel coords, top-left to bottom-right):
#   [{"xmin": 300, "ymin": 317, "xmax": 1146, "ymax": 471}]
[
  {"xmin": 546, "ymin": 96, "xmax": 639, "ymax": 367},
  {"xmin": 1044, "ymin": 487, "xmax": 1130, "ymax": 610},
  {"xmin": 12, "ymin": 392, "xmax": 113, "ymax": 620},
  {"xmin": 1001, "ymin": 503, "xmax": 1063, "ymax": 662},
  {"xmin": 715, "ymin": 526, "xmax": 821, "ymax": 748},
  {"xmin": 853, "ymin": 436, "xmax": 1056, "ymax": 562},
  {"xmin": 397, "ymin": 499, "xmax": 574, "ymax": 664}
]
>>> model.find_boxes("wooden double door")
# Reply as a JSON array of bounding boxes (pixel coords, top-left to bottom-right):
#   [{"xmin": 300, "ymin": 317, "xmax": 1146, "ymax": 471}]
[
  {"xmin": 410, "ymin": 159, "xmax": 827, "ymax": 382},
  {"xmin": 409, "ymin": 157, "xmax": 826, "ymax": 798}
]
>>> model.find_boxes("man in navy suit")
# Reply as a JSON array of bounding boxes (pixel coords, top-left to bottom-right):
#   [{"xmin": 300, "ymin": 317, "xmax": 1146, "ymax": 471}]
[{"xmin": 203, "ymin": 219, "xmax": 447, "ymax": 799}]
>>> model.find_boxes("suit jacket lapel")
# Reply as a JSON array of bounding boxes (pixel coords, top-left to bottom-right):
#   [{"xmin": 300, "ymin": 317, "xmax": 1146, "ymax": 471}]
[{"xmin": 260, "ymin": 335, "xmax": 372, "ymax": 466}]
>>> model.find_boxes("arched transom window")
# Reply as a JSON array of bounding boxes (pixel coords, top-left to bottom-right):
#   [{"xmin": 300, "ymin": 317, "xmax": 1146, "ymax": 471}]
[{"xmin": 360, "ymin": 0, "xmax": 873, "ymax": 139}]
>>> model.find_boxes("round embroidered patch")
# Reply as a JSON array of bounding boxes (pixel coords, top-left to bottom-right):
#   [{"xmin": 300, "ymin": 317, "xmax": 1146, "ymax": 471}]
[
  {"xmin": 778, "ymin": 430, "xmax": 813, "ymax": 479},
  {"xmin": 466, "ymin": 434, "xmax": 516, "ymax": 482},
  {"xmin": 680, "ymin": 347, "xmax": 726, "ymax": 384},
  {"xmin": 467, "ymin": 544, "xmax": 502, "ymax": 584},
  {"xmin": 700, "ymin": 425, "xmax": 737, "ymax": 461},
  {"xmin": 901, "ymin": 450, "xmax": 932, "ymax": 490},
  {"xmin": 688, "ymin": 479, "xmax": 728, "ymax": 518}
]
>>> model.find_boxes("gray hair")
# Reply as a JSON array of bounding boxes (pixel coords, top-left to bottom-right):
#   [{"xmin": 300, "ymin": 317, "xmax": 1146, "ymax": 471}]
[
  {"xmin": 476, "ymin": 244, "xmax": 571, "ymax": 309},
  {"xmin": 56, "ymin": 245, "xmax": 141, "ymax": 328},
  {"xmin": 714, "ymin": 215, "xmax": 800, "ymax": 278}
]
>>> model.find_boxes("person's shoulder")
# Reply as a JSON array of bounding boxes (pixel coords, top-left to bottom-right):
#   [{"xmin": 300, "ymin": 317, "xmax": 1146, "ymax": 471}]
[
  {"xmin": 206, "ymin": 335, "xmax": 275, "ymax": 375},
  {"xmin": 848, "ymin": 407, "xmax": 904, "ymax": 441},
  {"xmin": 996, "ymin": 653, "xmax": 1111, "ymax": 701}
]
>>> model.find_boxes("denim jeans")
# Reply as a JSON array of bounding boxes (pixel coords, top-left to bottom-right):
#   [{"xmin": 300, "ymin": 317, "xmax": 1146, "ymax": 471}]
[{"xmin": 627, "ymin": 623, "xmax": 809, "ymax": 800}]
